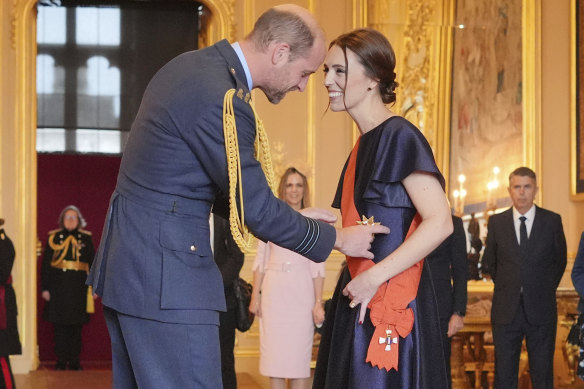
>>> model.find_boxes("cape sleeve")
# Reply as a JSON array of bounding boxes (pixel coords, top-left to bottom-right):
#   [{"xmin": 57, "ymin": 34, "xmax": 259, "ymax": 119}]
[
  {"xmin": 332, "ymin": 156, "xmax": 350, "ymax": 209},
  {"xmin": 362, "ymin": 118, "xmax": 444, "ymax": 209}
]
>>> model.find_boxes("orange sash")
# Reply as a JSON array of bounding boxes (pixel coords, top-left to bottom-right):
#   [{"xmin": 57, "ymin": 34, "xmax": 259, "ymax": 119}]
[{"xmin": 341, "ymin": 138, "xmax": 424, "ymax": 371}]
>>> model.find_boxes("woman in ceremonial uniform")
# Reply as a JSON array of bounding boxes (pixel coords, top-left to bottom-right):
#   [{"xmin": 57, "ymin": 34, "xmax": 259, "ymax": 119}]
[
  {"xmin": 313, "ymin": 29, "xmax": 453, "ymax": 388},
  {"xmin": 41, "ymin": 205, "xmax": 95, "ymax": 371}
]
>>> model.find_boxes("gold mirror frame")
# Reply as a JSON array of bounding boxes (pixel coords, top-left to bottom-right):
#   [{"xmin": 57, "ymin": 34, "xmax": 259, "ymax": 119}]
[
  {"xmin": 571, "ymin": 0, "xmax": 584, "ymax": 200},
  {"xmin": 7, "ymin": 0, "xmax": 235, "ymax": 372}
]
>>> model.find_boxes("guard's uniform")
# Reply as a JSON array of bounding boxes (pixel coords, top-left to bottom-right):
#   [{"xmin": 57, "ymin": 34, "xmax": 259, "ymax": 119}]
[
  {"xmin": 0, "ymin": 228, "xmax": 21, "ymax": 388},
  {"xmin": 41, "ymin": 228, "xmax": 94, "ymax": 369}
]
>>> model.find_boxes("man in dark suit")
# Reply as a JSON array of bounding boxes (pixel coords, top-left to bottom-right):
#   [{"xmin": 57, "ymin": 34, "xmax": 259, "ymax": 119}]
[
  {"xmin": 212, "ymin": 214, "xmax": 245, "ymax": 389},
  {"xmin": 427, "ymin": 215, "xmax": 468, "ymax": 387},
  {"xmin": 86, "ymin": 4, "xmax": 387, "ymax": 388},
  {"xmin": 483, "ymin": 167, "xmax": 566, "ymax": 389}
]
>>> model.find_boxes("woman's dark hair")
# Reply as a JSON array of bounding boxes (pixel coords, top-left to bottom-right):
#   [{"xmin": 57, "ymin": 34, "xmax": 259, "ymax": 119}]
[
  {"xmin": 277, "ymin": 167, "xmax": 310, "ymax": 209},
  {"xmin": 329, "ymin": 28, "xmax": 399, "ymax": 105}
]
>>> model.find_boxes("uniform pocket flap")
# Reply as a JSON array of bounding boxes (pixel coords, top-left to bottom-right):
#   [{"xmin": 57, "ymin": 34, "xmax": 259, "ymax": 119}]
[{"xmin": 159, "ymin": 220, "xmax": 212, "ymax": 256}]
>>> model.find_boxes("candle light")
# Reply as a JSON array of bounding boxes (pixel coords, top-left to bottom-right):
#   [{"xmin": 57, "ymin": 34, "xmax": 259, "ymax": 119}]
[
  {"xmin": 454, "ymin": 175, "xmax": 466, "ymax": 216},
  {"xmin": 486, "ymin": 166, "xmax": 500, "ymax": 211}
]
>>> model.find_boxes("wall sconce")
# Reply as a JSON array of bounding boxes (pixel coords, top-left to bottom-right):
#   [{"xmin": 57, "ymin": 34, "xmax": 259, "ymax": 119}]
[
  {"xmin": 486, "ymin": 166, "xmax": 500, "ymax": 211},
  {"xmin": 453, "ymin": 174, "xmax": 467, "ymax": 216}
]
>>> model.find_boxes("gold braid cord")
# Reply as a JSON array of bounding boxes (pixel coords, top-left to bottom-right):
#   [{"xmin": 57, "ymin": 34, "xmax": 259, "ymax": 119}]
[
  {"xmin": 49, "ymin": 234, "xmax": 80, "ymax": 266},
  {"xmin": 223, "ymin": 89, "xmax": 276, "ymax": 251}
]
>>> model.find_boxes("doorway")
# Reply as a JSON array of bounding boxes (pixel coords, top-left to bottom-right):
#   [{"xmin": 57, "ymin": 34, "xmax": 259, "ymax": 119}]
[{"xmin": 35, "ymin": 0, "xmax": 203, "ymax": 366}]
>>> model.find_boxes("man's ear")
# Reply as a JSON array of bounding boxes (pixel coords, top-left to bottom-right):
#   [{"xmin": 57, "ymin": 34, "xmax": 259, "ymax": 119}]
[{"xmin": 271, "ymin": 42, "xmax": 291, "ymax": 66}]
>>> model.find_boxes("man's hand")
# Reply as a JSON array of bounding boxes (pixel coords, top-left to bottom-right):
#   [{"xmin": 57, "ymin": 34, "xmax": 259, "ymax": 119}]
[
  {"xmin": 334, "ymin": 224, "xmax": 390, "ymax": 259},
  {"xmin": 447, "ymin": 313, "xmax": 465, "ymax": 337},
  {"xmin": 42, "ymin": 290, "xmax": 50, "ymax": 301},
  {"xmin": 299, "ymin": 207, "xmax": 337, "ymax": 224}
]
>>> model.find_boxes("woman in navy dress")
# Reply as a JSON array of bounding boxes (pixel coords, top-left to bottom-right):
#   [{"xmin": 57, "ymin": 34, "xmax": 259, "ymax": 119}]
[{"xmin": 313, "ymin": 28, "xmax": 453, "ymax": 389}]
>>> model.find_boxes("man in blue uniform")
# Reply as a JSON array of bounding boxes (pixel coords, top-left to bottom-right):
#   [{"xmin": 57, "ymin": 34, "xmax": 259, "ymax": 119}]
[{"xmin": 87, "ymin": 4, "xmax": 388, "ymax": 388}]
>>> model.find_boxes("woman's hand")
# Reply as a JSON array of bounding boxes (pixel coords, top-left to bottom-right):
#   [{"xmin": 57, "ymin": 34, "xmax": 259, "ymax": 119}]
[
  {"xmin": 313, "ymin": 300, "xmax": 325, "ymax": 327},
  {"xmin": 249, "ymin": 294, "xmax": 262, "ymax": 318},
  {"xmin": 342, "ymin": 269, "xmax": 381, "ymax": 324}
]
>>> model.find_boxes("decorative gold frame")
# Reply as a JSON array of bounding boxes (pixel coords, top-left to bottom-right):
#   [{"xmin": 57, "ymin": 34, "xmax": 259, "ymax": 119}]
[
  {"xmin": 7, "ymin": 0, "xmax": 236, "ymax": 372},
  {"xmin": 571, "ymin": 0, "xmax": 584, "ymax": 200}
]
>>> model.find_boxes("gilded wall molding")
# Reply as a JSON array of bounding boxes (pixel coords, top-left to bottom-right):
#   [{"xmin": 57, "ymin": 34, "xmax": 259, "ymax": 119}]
[
  {"xmin": 364, "ymin": 0, "xmax": 445, "ymax": 164},
  {"xmin": 204, "ymin": 0, "xmax": 236, "ymax": 43},
  {"xmin": 521, "ymin": 0, "xmax": 542, "ymax": 201},
  {"xmin": 10, "ymin": 0, "xmax": 18, "ymax": 49},
  {"xmin": 396, "ymin": 0, "xmax": 437, "ymax": 148}
]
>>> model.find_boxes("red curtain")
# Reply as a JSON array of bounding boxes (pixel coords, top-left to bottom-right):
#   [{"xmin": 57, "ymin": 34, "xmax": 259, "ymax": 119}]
[{"xmin": 37, "ymin": 153, "xmax": 121, "ymax": 363}]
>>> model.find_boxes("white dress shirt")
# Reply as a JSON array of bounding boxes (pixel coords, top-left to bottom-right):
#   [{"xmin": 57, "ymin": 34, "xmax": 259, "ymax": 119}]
[{"xmin": 512, "ymin": 205, "xmax": 536, "ymax": 245}]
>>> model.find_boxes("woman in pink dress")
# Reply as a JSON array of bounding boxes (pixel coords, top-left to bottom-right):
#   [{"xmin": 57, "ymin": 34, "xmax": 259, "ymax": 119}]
[{"xmin": 250, "ymin": 167, "xmax": 326, "ymax": 389}]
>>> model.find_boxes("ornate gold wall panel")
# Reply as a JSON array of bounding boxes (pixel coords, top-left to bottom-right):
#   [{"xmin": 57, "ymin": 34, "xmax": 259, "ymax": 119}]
[{"xmin": 363, "ymin": 0, "xmax": 453, "ymax": 173}]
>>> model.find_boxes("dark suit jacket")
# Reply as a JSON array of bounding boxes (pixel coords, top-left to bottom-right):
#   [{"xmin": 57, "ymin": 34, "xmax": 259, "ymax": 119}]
[
  {"xmin": 483, "ymin": 206, "xmax": 566, "ymax": 325},
  {"xmin": 87, "ymin": 40, "xmax": 336, "ymax": 325},
  {"xmin": 571, "ymin": 231, "xmax": 584, "ymax": 312},
  {"xmin": 427, "ymin": 215, "xmax": 468, "ymax": 320},
  {"xmin": 213, "ymin": 215, "xmax": 244, "ymax": 310}
]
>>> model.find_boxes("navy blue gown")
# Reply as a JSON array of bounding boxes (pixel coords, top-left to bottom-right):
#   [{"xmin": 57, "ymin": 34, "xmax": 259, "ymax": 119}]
[{"xmin": 313, "ymin": 117, "xmax": 449, "ymax": 389}]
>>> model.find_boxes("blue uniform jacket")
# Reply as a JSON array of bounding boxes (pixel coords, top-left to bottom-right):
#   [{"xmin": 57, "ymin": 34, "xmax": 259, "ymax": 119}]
[{"xmin": 87, "ymin": 40, "xmax": 336, "ymax": 325}]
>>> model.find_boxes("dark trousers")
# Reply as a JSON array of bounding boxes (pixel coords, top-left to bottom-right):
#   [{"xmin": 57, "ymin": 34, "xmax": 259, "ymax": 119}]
[
  {"xmin": 439, "ymin": 318, "xmax": 452, "ymax": 389},
  {"xmin": 104, "ymin": 306, "xmax": 222, "ymax": 389},
  {"xmin": 54, "ymin": 324, "xmax": 82, "ymax": 364},
  {"xmin": 0, "ymin": 356, "xmax": 14, "ymax": 389},
  {"xmin": 219, "ymin": 308, "xmax": 237, "ymax": 389},
  {"xmin": 492, "ymin": 297, "xmax": 556, "ymax": 389}
]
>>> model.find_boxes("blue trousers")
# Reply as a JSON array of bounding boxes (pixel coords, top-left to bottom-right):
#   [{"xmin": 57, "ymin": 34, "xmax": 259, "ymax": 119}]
[{"xmin": 104, "ymin": 306, "xmax": 222, "ymax": 389}]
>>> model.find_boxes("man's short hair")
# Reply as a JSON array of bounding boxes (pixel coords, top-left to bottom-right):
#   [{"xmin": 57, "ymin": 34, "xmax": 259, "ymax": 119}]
[
  {"xmin": 509, "ymin": 166, "xmax": 537, "ymax": 182},
  {"xmin": 247, "ymin": 8, "xmax": 314, "ymax": 60}
]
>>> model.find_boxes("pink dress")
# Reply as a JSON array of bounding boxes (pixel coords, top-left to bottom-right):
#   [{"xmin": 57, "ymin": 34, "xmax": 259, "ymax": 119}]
[{"xmin": 253, "ymin": 240, "xmax": 325, "ymax": 378}]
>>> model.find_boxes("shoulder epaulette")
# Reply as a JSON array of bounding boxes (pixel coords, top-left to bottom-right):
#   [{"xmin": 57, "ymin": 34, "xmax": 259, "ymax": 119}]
[
  {"xmin": 78, "ymin": 229, "xmax": 92, "ymax": 236},
  {"xmin": 48, "ymin": 228, "xmax": 61, "ymax": 236}
]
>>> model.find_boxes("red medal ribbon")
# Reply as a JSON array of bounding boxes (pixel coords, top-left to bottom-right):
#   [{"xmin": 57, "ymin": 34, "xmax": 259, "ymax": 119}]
[{"xmin": 341, "ymin": 138, "xmax": 424, "ymax": 371}]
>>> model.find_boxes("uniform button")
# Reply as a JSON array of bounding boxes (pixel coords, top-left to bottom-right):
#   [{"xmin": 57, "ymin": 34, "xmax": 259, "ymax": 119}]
[{"xmin": 190, "ymin": 245, "xmax": 197, "ymax": 252}]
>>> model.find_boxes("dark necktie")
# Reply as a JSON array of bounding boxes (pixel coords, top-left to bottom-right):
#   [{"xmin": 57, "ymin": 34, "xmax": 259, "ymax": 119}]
[{"xmin": 519, "ymin": 216, "xmax": 528, "ymax": 256}]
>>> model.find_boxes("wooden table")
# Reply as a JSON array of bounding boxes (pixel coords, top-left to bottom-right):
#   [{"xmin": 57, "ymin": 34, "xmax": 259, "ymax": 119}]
[{"xmin": 451, "ymin": 316, "xmax": 493, "ymax": 389}]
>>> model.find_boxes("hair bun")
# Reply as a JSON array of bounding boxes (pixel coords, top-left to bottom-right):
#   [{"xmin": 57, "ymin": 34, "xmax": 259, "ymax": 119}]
[{"xmin": 380, "ymin": 80, "xmax": 398, "ymax": 104}]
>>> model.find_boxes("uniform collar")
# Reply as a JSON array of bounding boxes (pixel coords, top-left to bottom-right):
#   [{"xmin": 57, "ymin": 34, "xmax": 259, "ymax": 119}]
[
  {"xmin": 214, "ymin": 39, "xmax": 250, "ymax": 93},
  {"xmin": 231, "ymin": 42, "xmax": 253, "ymax": 91}
]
